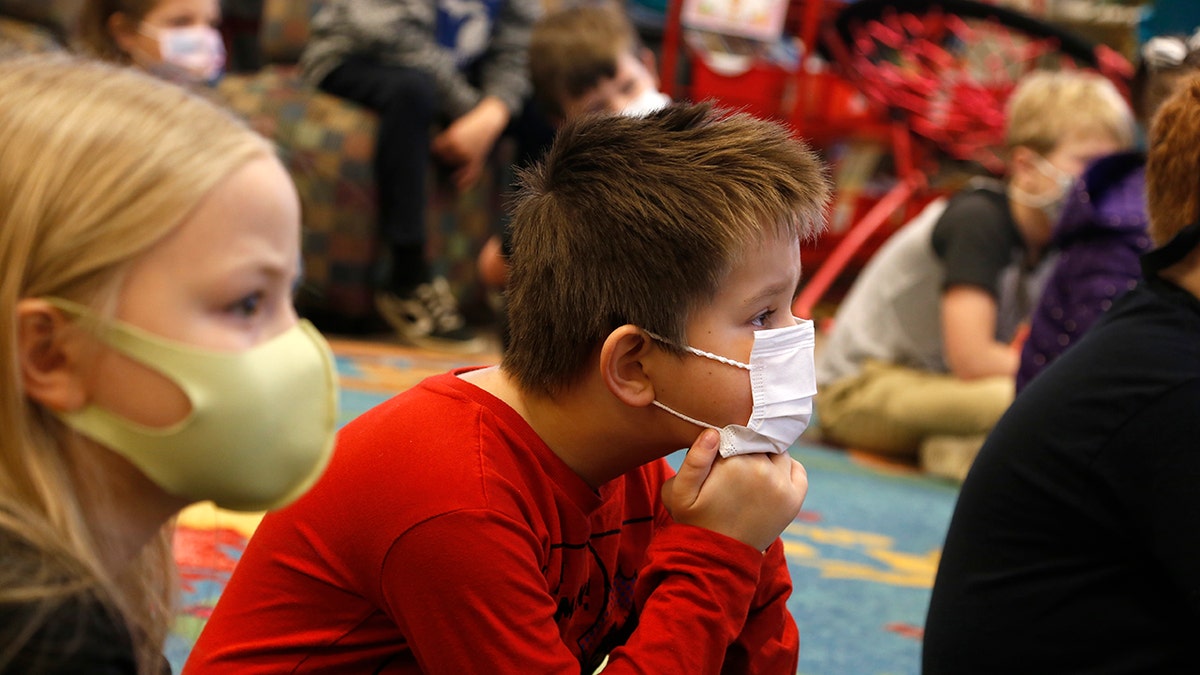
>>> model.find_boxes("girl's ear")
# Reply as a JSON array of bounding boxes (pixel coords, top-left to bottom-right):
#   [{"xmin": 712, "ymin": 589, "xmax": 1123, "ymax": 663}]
[
  {"xmin": 107, "ymin": 11, "xmax": 142, "ymax": 57},
  {"xmin": 599, "ymin": 324, "xmax": 657, "ymax": 407},
  {"xmin": 16, "ymin": 299, "xmax": 89, "ymax": 413}
]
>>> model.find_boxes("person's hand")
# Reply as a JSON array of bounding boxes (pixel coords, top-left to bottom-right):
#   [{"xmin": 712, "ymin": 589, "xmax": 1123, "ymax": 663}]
[
  {"xmin": 661, "ymin": 429, "xmax": 808, "ymax": 552},
  {"xmin": 432, "ymin": 96, "xmax": 510, "ymax": 189}
]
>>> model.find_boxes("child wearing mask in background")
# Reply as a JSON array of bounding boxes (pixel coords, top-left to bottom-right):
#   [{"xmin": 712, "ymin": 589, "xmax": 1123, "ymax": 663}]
[
  {"xmin": 815, "ymin": 70, "xmax": 1134, "ymax": 481},
  {"xmin": 0, "ymin": 55, "xmax": 337, "ymax": 674},
  {"xmin": 1016, "ymin": 32, "xmax": 1200, "ymax": 391},
  {"xmin": 477, "ymin": 1, "xmax": 670, "ymax": 293},
  {"xmin": 79, "ymin": 0, "xmax": 225, "ymax": 86}
]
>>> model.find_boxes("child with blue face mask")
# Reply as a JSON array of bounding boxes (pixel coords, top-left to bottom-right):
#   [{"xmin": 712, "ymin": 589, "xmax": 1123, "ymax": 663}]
[
  {"xmin": 0, "ymin": 55, "xmax": 338, "ymax": 674},
  {"xmin": 80, "ymin": 0, "xmax": 226, "ymax": 85},
  {"xmin": 187, "ymin": 103, "xmax": 829, "ymax": 674}
]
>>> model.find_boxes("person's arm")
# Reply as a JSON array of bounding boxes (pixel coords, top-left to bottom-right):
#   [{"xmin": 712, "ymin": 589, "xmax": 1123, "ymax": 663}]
[
  {"xmin": 378, "ymin": 431, "xmax": 806, "ymax": 674},
  {"xmin": 933, "ymin": 190, "xmax": 1022, "ymax": 380},
  {"xmin": 942, "ymin": 284, "xmax": 1019, "ymax": 379},
  {"xmin": 719, "ymin": 538, "xmax": 799, "ymax": 674},
  {"xmin": 477, "ymin": 0, "xmax": 538, "ymax": 115},
  {"xmin": 431, "ymin": 96, "xmax": 511, "ymax": 189},
  {"xmin": 379, "ymin": 510, "xmax": 766, "ymax": 674},
  {"xmin": 430, "ymin": 0, "xmax": 538, "ymax": 189}
]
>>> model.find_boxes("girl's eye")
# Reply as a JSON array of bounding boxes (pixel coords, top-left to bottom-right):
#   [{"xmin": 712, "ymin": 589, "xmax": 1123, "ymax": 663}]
[
  {"xmin": 228, "ymin": 292, "xmax": 264, "ymax": 318},
  {"xmin": 751, "ymin": 308, "xmax": 776, "ymax": 328}
]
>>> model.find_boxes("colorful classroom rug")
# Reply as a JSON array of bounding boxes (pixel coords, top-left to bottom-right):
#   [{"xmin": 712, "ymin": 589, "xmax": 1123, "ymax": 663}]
[{"xmin": 165, "ymin": 338, "xmax": 961, "ymax": 675}]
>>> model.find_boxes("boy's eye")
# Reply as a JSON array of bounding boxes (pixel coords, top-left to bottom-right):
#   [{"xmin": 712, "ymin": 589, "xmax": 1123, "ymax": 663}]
[
  {"xmin": 227, "ymin": 292, "xmax": 264, "ymax": 318},
  {"xmin": 751, "ymin": 308, "xmax": 776, "ymax": 328}
]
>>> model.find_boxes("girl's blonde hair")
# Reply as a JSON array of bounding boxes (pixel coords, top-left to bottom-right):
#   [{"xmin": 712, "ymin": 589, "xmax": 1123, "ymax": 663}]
[{"xmin": 0, "ymin": 54, "xmax": 271, "ymax": 673}]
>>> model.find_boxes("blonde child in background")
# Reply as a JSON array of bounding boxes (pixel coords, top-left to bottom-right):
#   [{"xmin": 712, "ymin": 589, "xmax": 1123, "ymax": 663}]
[
  {"xmin": 1017, "ymin": 33, "xmax": 1200, "ymax": 391},
  {"xmin": 815, "ymin": 70, "xmax": 1135, "ymax": 481},
  {"xmin": 79, "ymin": 0, "xmax": 225, "ymax": 85},
  {"xmin": 0, "ymin": 55, "xmax": 337, "ymax": 673}
]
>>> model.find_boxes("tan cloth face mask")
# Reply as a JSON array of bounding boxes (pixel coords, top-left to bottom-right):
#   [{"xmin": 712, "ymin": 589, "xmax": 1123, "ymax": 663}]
[{"xmin": 48, "ymin": 298, "xmax": 339, "ymax": 512}]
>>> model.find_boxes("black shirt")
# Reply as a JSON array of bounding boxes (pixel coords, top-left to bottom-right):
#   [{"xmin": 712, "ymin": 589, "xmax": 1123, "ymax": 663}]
[{"xmin": 924, "ymin": 277, "xmax": 1200, "ymax": 674}]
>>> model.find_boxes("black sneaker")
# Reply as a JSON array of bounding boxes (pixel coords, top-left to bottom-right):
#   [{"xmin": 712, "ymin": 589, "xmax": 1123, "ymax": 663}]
[{"xmin": 375, "ymin": 277, "xmax": 487, "ymax": 354}]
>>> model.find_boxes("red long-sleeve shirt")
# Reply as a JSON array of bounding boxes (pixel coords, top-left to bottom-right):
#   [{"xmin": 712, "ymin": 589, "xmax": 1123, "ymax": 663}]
[{"xmin": 185, "ymin": 370, "xmax": 798, "ymax": 674}]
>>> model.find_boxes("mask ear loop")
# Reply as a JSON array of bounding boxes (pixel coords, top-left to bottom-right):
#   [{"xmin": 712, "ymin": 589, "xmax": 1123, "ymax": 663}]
[{"xmin": 642, "ymin": 329, "xmax": 751, "ymax": 370}]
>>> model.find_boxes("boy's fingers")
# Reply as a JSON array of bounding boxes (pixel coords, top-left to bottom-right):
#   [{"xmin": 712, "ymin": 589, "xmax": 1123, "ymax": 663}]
[
  {"xmin": 668, "ymin": 429, "xmax": 721, "ymax": 504},
  {"xmin": 790, "ymin": 458, "xmax": 808, "ymax": 489}
]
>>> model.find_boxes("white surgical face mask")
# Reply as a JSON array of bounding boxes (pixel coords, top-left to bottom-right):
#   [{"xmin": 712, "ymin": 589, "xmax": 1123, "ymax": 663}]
[
  {"xmin": 1009, "ymin": 153, "xmax": 1073, "ymax": 225},
  {"xmin": 646, "ymin": 319, "xmax": 817, "ymax": 457},
  {"xmin": 137, "ymin": 24, "xmax": 226, "ymax": 85},
  {"xmin": 621, "ymin": 89, "xmax": 671, "ymax": 117}
]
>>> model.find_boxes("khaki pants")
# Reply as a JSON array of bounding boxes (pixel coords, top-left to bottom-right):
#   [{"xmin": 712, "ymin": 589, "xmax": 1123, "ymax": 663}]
[{"xmin": 816, "ymin": 360, "xmax": 1014, "ymax": 457}]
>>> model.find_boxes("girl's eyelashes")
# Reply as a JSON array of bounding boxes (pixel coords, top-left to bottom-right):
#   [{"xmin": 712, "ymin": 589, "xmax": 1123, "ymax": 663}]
[{"xmin": 227, "ymin": 291, "xmax": 264, "ymax": 318}]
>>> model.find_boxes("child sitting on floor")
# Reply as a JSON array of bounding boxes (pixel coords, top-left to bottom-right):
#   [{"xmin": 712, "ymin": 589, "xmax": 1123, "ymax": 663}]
[{"xmin": 815, "ymin": 69, "xmax": 1135, "ymax": 481}]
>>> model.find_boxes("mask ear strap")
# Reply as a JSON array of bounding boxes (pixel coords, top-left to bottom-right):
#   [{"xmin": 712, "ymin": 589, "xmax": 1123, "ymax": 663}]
[
  {"xmin": 652, "ymin": 400, "xmax": 722, "ymax": 431},
  {"xmin": 642, "ymin": 329, "xmax": 751, "ymax": 370},
  {"xmin": 1142, "ymin": 219, "xmax": 1200, "ymax": 275}
]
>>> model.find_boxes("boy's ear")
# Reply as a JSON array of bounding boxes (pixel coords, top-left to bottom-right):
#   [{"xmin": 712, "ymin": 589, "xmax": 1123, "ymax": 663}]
[
  {"xmin": 599, "ymin": 324, "xmax": 657, "ymax": 407},
  {"xmin": 639, "ymin": 47, "xmax": 660, "ymax": 89},
  {"xmin": 16, "ymin": 299, "xmax": 89, "ymax": 413}
]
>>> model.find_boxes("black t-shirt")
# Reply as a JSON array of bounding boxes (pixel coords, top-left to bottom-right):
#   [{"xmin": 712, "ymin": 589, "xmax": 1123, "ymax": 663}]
[
  {"xmin": 931, "ymin": 186, "xmax": 1022, "ymax": 297},
  {"xmin": 923, "ymin": 277, "xmax": 1200, "ymax": 674},
  {"xmin": 0, "ymin": 532, "xmax": 168, "ymax": 674}
]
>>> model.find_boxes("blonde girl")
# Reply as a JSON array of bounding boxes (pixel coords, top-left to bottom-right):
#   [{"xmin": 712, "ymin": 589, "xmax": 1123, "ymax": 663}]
[{"xmin": 0, "ymin": 55, "xmax": 336, "ymax": 673}]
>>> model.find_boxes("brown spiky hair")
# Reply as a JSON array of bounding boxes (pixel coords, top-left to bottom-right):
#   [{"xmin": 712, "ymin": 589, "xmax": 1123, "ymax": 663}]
[
  {"xmin": 502, "ymin": 102, "xmax": 831, "ymax": 397},
  {"xmin": 1147, "ymin": 73, "xmax": 1200, "ymax": 245}
]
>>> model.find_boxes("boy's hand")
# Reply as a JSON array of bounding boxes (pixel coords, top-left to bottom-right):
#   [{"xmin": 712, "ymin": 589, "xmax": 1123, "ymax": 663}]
[
  {"xmin": 662, "ymin": 429, "xmax": 808, "ymax": 552},
  {"xmin": 432, "ymin": 96, "xmax": 510, "ymax": 189}
]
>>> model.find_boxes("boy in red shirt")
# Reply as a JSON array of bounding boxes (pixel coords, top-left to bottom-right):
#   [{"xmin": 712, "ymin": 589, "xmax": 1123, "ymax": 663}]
[{"xmin": 185, "ymin": 102, "xmax": 830, "ymax": 674}]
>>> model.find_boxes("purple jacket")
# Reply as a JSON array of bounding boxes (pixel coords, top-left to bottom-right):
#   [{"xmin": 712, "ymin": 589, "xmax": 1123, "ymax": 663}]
[{"xmin": 1017, "ymin": 151, "xmax": 1152, "ymax": 392}]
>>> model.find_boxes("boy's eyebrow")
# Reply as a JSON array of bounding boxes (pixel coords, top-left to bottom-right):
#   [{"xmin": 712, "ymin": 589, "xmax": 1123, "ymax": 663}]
[{"xmin": 745, "ymin": 281, "xmax": 795, "ymax": 306}]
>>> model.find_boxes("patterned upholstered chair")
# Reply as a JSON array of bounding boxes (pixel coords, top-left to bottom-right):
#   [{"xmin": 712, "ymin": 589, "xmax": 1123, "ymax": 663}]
[
  {"xmin": 0, "ymin": 0, "xmax": 79, "ymax": 58},
  {"xmin": 0, "ymin": 0, "xmax": 506, "ymax": 333},
  {"xmin": 218, "ymin": 0, "xmax": 508, "ymax": 332}
]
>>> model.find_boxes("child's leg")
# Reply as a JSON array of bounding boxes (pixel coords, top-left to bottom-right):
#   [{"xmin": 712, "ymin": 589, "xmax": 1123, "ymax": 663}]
[
  {"xmin": 318, "ymin": 59, "xmax": 484, "ymax": 352},
  {"xmin": 817, "ymin": 360, "xmax": 1013, "ymax": 456},
  {"xmin": 318, "ymin": 58, "xmax": 434, "ymax": 291}
]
